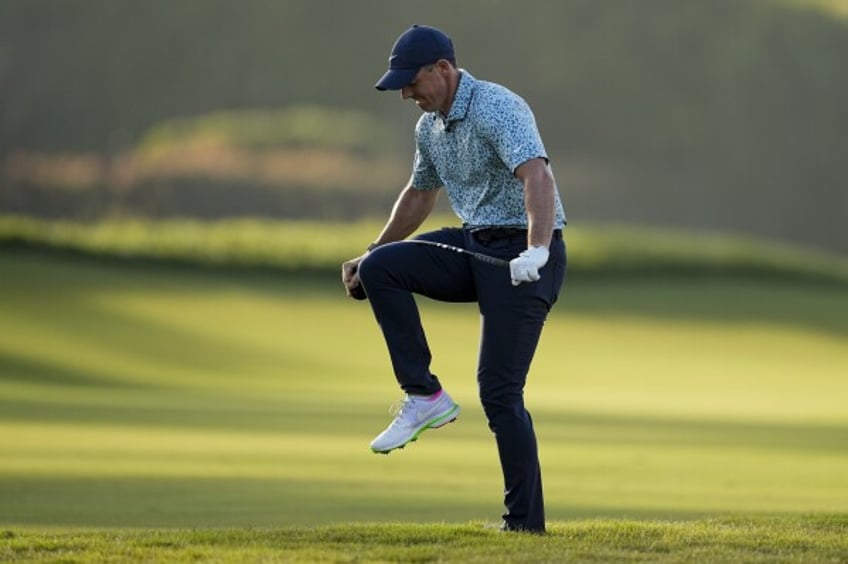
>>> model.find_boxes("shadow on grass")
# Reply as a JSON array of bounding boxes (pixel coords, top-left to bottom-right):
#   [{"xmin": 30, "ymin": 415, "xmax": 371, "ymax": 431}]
[
  {"xmin": 0, "ymin": 351, "xmax": 157, "ymax": 390},
  {"xmin": 3, "ymin": 248, "xmax": 847, "ymax": 338},
  {"xmin": 536, "ymin": 409, "xmax": 848, "ymax": 455},
  {"xmin": 558, "ymin": 276, "xmax": 848, "ymax": 337},
  {"xmin": 0, "ymin": 475, "xmax": 752, "ymax": 528},
  {"xmin": 0, "ymin": 396, "xmax": 360, "ymax": 434},
  {"xmin": 2, "ymin": 395, "xmax": 846, "ymax": 455},
  {"xmin": 4, "ymin": 473, "xmax": 846, "ymax": 529}
]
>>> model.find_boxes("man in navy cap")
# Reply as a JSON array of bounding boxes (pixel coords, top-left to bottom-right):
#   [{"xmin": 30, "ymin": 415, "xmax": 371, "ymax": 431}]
[{"xmin": 342, "ymin": 24, "xmax": 567, "ymax": 534}]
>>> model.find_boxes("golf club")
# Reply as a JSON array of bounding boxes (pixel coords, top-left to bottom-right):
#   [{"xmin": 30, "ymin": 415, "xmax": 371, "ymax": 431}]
[
  {"xmin": 406, "ymin": 239, "xmax": 511, "ymax": 268},
  {"xmin": 347, "ymin": 240, "xmax": 510, "ymax": 300}
]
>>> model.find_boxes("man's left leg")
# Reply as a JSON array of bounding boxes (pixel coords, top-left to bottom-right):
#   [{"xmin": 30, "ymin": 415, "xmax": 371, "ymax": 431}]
[
  {"xmin": 474, "ymin": 233, "xmax": 566, "ymax": 533},
  {"xmin": 477, "ymin": 298, "xmax": 549, "ymax": 532}
]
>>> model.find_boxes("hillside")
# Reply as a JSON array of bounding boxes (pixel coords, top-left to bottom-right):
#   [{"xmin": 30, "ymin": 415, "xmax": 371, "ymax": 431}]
[{"xmin": 1, "ymin": 0, "xmax": 846, "ymax": 253}]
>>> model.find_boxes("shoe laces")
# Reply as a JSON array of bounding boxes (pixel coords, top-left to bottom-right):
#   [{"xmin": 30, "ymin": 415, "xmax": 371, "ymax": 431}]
[{"xmin": 389, "ymin": 395, "xmax": 418, "ymax": 420}]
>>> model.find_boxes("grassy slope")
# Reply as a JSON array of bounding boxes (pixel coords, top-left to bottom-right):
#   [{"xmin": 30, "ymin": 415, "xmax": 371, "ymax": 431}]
[
  {"xmin": 2, "ymin": 216, "xmax": 848, "ymax": 283},
  {"xmin": 1, "ymin": 250, "xmax": 847, "ymax": 531}
]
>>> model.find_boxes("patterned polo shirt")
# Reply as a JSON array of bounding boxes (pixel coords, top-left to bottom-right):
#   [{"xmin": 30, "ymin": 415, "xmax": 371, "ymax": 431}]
[{"xmin": 411, "ymin": 70, "xmax": 566, "ymax": 229}]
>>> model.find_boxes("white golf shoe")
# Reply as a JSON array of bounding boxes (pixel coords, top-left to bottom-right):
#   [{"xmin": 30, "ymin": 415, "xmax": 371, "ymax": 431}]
[{"xmin": 370, "ymin": 390, "xmax": 460, "ymax": 454}]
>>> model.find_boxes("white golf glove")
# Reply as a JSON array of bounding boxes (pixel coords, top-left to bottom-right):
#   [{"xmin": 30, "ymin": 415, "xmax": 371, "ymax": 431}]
[{"xmin": 509, "ymin": 246, "xmax": 549, "ymax": 286}]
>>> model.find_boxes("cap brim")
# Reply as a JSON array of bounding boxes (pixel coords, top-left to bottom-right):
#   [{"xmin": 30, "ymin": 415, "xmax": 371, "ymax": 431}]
[{"xmin": 375, "ymin": 67, "xmax": 419, "ymax": 91}]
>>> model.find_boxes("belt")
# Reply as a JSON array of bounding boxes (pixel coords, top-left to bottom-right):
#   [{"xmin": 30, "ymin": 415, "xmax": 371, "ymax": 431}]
[{"xmin": 471, "ymin": 227, "xmax": 562, "ymax": 243}]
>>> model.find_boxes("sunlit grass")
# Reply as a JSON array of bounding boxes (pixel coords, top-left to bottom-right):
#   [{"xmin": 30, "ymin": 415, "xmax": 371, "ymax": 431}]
[{"xmin": 3, "ymin": 215, "xmax": 848, "ymax": 283}]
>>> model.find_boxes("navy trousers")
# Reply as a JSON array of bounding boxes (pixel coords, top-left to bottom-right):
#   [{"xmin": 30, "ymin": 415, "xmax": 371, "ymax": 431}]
[{"xmin": 357, "ymin": 226, "xmax": 566, "ymax": 532}]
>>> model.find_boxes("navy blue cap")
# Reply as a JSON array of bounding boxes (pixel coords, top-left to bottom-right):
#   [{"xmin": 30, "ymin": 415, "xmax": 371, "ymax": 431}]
[{"xmin": 375, "ymin": 25, "xmax": 455, "ymax": 91}]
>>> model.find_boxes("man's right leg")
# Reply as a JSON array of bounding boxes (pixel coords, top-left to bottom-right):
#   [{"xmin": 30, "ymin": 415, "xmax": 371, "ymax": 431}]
[
  {"xmin": 357, "ymin": 228, "xmax": 475, "ymax": 452},
  {"xmin": 357, "ymin": 228, "xmax": 476, "ymax": 394}
]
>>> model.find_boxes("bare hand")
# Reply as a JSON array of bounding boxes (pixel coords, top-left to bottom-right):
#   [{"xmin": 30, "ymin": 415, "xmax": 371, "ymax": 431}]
[{"xmin": 341, "ymin": 255, "xmax": 368, "ymax": 300}]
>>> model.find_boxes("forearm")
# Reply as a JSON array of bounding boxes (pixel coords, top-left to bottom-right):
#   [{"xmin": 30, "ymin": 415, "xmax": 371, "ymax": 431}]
[
  {"xmin": 341, "ymin": 185, "xmax": 437, "ymax": 299},
  {"xmin": 372, "ymin": 185, "xmax": 438, "ymax": 247},
  {"xmin": 521, "ymin": 162, "xmax": 557, "ymax": 248},
  {"xmin": 509, "ymin": 159, "xmax": 556, "ymax": 285},
  {"xmin": 526, "ymin": 183, "xmax": 555, "ymax": 248}
]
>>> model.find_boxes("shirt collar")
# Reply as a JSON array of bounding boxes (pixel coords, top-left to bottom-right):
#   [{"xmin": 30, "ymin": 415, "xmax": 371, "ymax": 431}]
[{"xmin": 440, "ymin": 70, "xmax": 475, "ymax": 126}]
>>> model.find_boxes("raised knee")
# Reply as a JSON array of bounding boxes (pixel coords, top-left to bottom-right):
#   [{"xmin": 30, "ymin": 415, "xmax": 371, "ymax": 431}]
[{"xmin": 356, "ymin": 249, "xmax": 387, "ymax": 286}]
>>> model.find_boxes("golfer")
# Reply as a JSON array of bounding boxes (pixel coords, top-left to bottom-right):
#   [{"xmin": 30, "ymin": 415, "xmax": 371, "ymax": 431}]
[{"xmin": 341, "ymin": 24, "xmax": 567, "ymax": 533}]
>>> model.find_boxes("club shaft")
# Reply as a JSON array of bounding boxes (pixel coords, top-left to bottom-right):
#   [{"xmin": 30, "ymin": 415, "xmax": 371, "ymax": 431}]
[{"xmin": 406, "ymin": 239, "xmax": 511, "ymax": 268}]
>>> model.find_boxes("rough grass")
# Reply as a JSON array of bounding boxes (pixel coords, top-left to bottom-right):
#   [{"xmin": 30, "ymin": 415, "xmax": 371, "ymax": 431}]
[{"xmin": 3, "ymin": 517, "xmax": 847, "ymax": 563}]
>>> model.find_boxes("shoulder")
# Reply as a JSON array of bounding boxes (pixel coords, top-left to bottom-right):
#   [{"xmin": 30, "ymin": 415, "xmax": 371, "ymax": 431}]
[
  {"xmin": 470, "ymin": 80, "xmax": 535, "ymax": 128},
  {"xmin": 466, "ymin": 77, "xmax": 547, "ymax": 165},
  {"xmin": 472, "ymin": 79, "xmax": 529, "ymax": 109},
  {"xmin": 473, "ymin": 78, "xmax": 518, "ymax": 99}
]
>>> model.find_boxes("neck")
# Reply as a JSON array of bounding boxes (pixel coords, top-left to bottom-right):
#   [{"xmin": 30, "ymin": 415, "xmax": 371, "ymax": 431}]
[{"xmin": 439, "ymin": 69, "xmax": 461, "ymax": 116}]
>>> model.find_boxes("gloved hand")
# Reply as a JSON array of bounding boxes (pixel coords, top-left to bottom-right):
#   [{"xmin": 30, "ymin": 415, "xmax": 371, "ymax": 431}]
[{"xmin": 509, "ymin": 246, "xmax": 549, "ymax": 286}]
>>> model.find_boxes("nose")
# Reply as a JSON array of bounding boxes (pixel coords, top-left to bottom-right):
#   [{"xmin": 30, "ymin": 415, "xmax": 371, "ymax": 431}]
[{"xmin": 401, "ymin": 85, "xmax": 413, "ymax": 100}]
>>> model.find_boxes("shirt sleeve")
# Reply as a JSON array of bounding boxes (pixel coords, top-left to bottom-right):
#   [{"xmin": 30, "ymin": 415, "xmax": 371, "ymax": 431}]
[
  {"xmin": 479, "ymin": 90, "xmax": 548, "ymax": 174},
  {"xmin": 410, "ymin": 116, "xmax": 442, "ymax": 190}
]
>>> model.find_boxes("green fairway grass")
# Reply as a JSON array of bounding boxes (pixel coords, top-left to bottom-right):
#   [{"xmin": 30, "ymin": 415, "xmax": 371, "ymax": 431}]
[{"xmin": 1, "ymin": 249, "xmax": 846, "ymax": 534}]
